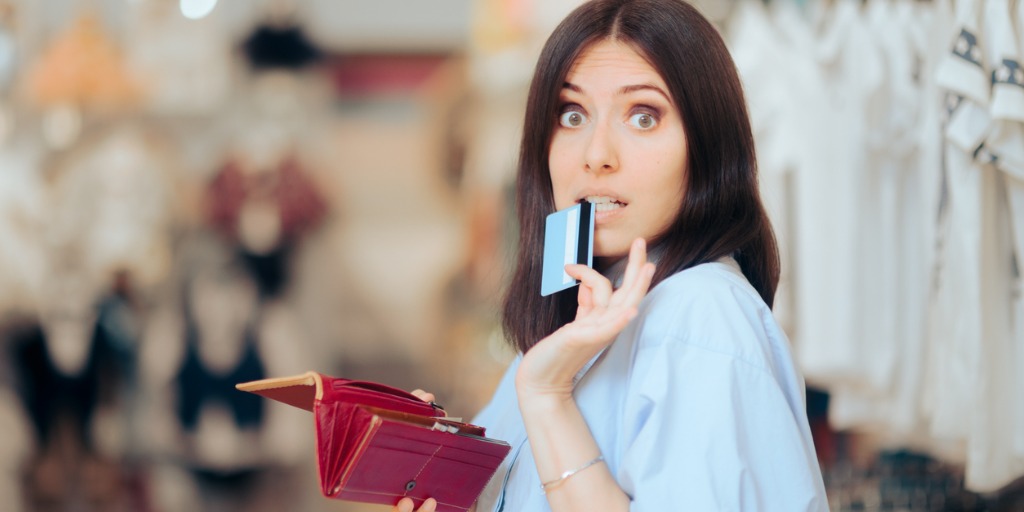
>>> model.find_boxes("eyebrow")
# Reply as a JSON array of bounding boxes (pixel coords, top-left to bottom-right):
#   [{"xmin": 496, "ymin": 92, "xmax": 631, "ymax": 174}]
[{"xmin": 562, "ymin": 82, "xmax": 671, "ymax": 102}]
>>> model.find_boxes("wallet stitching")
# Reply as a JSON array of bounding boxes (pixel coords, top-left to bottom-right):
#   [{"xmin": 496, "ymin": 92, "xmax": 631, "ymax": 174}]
[
  {"xmin": 403, "ymin": 444, "xmax": 444, "ymax": 498},
  {"xmin": 328, "ymin": 445, "xmax": 501, "ymax": 511}
]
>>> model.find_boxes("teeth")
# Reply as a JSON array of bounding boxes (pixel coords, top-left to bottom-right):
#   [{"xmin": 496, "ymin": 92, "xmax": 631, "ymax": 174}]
[
  {"xmin": 594, "ymin": 202, "xmax": 623, "ymax": 212},
  {"xmin": 584, "ymin": 196, "xmax": 625, "ymax": 212}
]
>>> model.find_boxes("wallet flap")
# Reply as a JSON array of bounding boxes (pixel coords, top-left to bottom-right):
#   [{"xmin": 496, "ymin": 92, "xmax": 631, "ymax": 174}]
[
  {"xmin": 235, "ymin": 371, "xmax": 322, "ymax": 412},
  {"xmin": 325, "ymin": 376, "xmax": 440, "ymax": 417},
  {"xmin": 235, "ymin": 372, "xmax": 440, "ymax": 417}
]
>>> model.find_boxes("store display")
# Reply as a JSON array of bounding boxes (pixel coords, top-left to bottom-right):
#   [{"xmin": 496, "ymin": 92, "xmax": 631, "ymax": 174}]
[{"xmin": 728, "ymin": 0, "xmax": 1024, "ymax": 495}]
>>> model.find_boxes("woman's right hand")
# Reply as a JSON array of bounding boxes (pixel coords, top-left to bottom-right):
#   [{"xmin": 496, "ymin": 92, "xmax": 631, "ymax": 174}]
[{"xmin": 516, "ymin": 237, "xmax": 654, "ymax": 404}]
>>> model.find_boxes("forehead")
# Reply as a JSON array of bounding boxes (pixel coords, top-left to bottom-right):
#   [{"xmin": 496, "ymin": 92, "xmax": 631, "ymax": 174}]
[{"xmin": 565, "ymin": 39, "xmax": 665, "ymax": 88}]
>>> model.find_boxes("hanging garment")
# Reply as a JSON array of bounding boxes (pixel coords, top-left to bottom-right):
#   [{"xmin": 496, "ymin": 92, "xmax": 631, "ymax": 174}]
[
  {"xmin": 0, "ymin": 385, "xmax": 31, "ymax": 512},
  {"xmin": 124, "ymin": 0, "xmax": 233, "ymax": 116},
  {"xmin": 206, "ymin": 155, "xmax": 328, "ymax": 252},
  {"xmin": 173, "ymin": 276, "xmax": 267, "ymax": 473},
  {"xmin": 205, "ymin": 155, "xmax": 328, "ymax": 298},
  {"xmin": 966, "ymin": 0, "xmax": 1024, "ymax": 491},
  {"xmin": 929, "ymin": 0, "xmax": 988, "ymax": 447},
  {"xmin": 728, "ymin": 0, "xmax": 799, "ymax": 337},
  {"xmin": 8, "ymin": 312, "xmax": 132, "ymax": 453},
  {"xmin": 24, "ymin": 14, "xmax": 142, "ymax": 110},
  {"xmin": 826, "ymin": 0, "xmax": 937, "ymax": 437},
  {"xmin": 0, "ymin": 143, "xmax": 47, "ymax": 313},
  {"xmin": 1002, "ymin": 0, "xmax": 1024, "ymax": 462},
  {"xmin": 797, "ymin": 0, "xmax": 884, "ymax": 395},
  {"xmin": 882, "ymin": 0, "xmax": 953, "ymax": 443},
  {"xmin": 241, "ymin": 23, "xmax": 322, "ymax": 72},
  {"xmin": 828, "ymin": 0, "xmax": 903, "ymax": 431},
  {"xmin": 48, "ymin": 128, "xmax": 177, "ymax": 291},
  {"xmin": 929, "ymin": 0, "xmax": 1024, "ymax": 492},
  {"xmin": 174, "ymin": 328, "xmax": 265, "ymax": 433},
  {"xmin": 0, "ymin": 18, "xmax": 14, "ymax": 90}
]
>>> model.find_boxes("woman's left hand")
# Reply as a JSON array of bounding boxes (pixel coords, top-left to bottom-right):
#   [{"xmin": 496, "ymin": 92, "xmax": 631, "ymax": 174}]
[
  {"xmin": 392, "ymin": 497, "xmax": 437, "ymax": 512},
  {"xmin": 516, "ymin": 238, "xmax": 655, "ymax": 403}
]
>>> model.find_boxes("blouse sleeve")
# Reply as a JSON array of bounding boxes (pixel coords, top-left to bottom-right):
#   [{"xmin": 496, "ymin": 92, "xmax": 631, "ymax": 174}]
[{"xmin": 615, "ymin": 309, "xmax": 827, "ymax": 511}]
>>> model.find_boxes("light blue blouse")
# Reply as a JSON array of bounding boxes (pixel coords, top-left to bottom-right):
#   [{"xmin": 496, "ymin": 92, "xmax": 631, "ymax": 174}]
[{"xmin": 472, "ymin": 258, "xmax": 829, "ymax": 511}]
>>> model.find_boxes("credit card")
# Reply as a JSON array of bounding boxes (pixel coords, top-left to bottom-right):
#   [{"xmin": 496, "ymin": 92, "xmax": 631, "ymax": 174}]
[{"xmin": 541, "ymin": 201, "xmax": 595, "ymax": 296}]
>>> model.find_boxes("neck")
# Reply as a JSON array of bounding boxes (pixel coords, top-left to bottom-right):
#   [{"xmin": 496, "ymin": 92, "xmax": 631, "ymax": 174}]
[{"xmin": 596, "ymin": 242, "xmax": 666, "ymax": 288}]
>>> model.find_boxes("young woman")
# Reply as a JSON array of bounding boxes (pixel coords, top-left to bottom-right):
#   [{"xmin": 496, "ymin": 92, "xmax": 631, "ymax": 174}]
[{"xmin": 400, "ymin": 0, "xmax": 827, "ymax": 510}]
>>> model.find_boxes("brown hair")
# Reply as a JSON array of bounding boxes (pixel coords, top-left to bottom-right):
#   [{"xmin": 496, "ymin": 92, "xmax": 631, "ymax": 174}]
[{"xmin": 502, "ymin": 0, "xmax": 779, "ymax": 353}]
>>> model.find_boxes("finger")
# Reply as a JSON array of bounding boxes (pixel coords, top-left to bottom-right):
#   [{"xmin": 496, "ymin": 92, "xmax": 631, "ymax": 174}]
[
  {"xmin": 565, "ymin": 264, "xmax": 613, "ymax": 307},
  {"xmin": 572, "ymin": 304, "xmax": 638, "ymax": 346},
  {"xmin": 395, "ymin": 497, "xmax": 414, "ymax": 512},
  {"xmin": 410, "ymin": 390, "xmax": 435, "ymax": 403},
  {"xmin": 619, "ymin": 238, "xmax": 648, "ymax": 292},
  {"xmin": 576, "ymin": 280, "xmax": 594, "ymax": 318},
  {"xmin": 619, "ymin": 262, "xmax": 656, "ymax": 309},
  {"xmin": 608, "ymin": 239, "xmax": 647, "ymax": 310},
  {"xmin": 420, "ymin": 498, "xmax": 438, "ymax": 512}
]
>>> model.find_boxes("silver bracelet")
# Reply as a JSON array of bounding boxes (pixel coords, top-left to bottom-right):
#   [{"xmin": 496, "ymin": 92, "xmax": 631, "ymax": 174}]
[{"xmin": 539, "ymin": 455, "xmax": 605, "ymax": 493}]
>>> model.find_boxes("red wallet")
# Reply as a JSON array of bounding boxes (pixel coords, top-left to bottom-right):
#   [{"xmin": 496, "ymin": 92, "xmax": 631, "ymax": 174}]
[{"xmin": 236, "ymin": 372, "xmax": 510, "ymax": 512}]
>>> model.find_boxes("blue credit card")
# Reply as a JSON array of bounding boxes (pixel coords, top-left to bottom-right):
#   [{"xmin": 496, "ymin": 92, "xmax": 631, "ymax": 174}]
[{"xmin": 541, "ymin": 201, "xmax": 595, "ymax": 296}]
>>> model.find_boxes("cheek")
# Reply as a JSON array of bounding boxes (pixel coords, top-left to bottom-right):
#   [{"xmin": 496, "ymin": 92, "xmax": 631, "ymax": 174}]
[
  {"xmin": 654, "ymin": 190, "xmax": 684, "ymax": 229},
  {"xmin": 646, "ymin": 155, "xmax": 686, "ymax": 227}
]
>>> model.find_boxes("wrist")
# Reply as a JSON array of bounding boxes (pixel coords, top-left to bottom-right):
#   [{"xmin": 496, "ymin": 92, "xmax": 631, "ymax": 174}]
[{"xmin": 515, "ymin": 382, "xmax": 575, "ymax": 416}]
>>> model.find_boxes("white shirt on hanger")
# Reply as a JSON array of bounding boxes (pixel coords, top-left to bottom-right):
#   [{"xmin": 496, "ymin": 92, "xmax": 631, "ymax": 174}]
[
  {"xmin": 928, "ymin": 0, "xmax": 987, "ymax": 448},
  {"xmin": 967, "ymin": 0, "xmax": 1024, "ymax": 491}
]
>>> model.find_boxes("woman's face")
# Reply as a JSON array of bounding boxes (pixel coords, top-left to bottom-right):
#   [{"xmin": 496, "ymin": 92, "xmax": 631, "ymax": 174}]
[{"xmin": 549, "ymin": 39, "xmax": 687, "ymax": 260}]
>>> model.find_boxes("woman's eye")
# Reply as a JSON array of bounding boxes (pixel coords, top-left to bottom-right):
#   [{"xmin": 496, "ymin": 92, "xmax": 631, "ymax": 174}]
[
  {"xmin": 559, "ymin": 110, "xmax": 587, "ymax": 127},
  {"xmin": 629, "ymin": 112, "xmax": 657, "ymax": 129}
]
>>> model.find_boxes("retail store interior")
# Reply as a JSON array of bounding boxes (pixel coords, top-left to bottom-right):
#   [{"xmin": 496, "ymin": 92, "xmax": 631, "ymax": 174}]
[{"xmin": 0, "ymin": 0, "xmax": 1022, "ymax": 510}]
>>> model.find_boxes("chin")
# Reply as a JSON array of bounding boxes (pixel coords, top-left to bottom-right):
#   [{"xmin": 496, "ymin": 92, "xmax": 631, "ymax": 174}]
[{"xmin": 592, "ymin": 242, "xmax": 629, "ymax": 260}]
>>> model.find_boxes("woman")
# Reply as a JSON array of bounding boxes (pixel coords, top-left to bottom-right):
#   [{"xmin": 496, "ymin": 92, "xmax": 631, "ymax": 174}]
[{"xmin": 400, "ymin": 0, "xmax": 827, "ymax": 510}]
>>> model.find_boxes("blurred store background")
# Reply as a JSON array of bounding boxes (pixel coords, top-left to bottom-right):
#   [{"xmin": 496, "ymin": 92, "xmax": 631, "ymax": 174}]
[{"xmin": 0, "ymin": 0, "xmax": 1021, "ymax": 511}]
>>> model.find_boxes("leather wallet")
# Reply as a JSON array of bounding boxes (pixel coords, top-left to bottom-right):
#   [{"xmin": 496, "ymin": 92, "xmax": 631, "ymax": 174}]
[{"xmin": 236, "ymin": 372, "xmax": 510, "ymax": 512}]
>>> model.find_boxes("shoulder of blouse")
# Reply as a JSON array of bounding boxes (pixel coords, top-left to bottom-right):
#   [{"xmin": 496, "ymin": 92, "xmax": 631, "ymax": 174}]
[{"xmin": 630, "ymin": 257, "xmax": 782, "ymax": 368}]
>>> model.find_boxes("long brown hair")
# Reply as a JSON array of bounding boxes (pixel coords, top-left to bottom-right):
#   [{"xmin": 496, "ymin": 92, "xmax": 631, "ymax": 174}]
[{"xmin": 502, "ymin": 0, "xmax": 779, "ymax": 353}]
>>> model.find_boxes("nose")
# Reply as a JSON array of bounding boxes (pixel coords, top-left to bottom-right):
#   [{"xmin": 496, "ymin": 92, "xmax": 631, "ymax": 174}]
[{"xmin": 583, "ymin": 120, "xmax": 618, "ymax": 173}]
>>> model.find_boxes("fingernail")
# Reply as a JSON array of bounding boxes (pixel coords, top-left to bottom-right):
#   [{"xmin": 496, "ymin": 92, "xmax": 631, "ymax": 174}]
[
  {"xmin": 424, "ymin": 498, "xmax": 438, "ymax": 512},
  {"xmin": 398, "ymin": 498, "xmax": 413, "ymax": 512}
]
